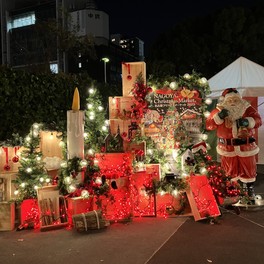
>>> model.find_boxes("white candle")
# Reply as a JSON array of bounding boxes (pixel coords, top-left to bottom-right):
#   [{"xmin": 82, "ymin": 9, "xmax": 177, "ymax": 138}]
[{"xmin": 67, "ymin": 87, "xmax": 84, "ymax": 159}]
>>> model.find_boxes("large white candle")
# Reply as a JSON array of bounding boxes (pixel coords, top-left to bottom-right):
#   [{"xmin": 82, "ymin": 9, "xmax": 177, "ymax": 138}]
[{"xmin": 67, "ymin": 87, "xmax": 84, "ymax": 160}]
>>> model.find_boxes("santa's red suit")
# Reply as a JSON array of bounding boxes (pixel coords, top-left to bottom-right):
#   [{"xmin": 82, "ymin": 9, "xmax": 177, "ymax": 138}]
[{"xmin": 206, "ymin": 96, "xmax": 262, "ymax": 183}]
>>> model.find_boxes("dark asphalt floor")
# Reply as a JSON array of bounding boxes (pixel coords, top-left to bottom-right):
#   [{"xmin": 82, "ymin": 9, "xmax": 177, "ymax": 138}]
[{"xmin": 1, "ymin": 166, "xmax": 264, "ymax": 264}]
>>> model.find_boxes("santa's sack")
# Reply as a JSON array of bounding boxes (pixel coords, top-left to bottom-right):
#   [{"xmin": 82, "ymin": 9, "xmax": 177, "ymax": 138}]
[{"xmin": 72, "ymin": 210, "xmax": 109, "ymax": 232}]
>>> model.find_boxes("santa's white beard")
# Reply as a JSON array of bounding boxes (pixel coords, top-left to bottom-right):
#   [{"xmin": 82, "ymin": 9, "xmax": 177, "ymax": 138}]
[{"xmin": 220, "ymin": 101, "xmax": 247, "ymax": 122}]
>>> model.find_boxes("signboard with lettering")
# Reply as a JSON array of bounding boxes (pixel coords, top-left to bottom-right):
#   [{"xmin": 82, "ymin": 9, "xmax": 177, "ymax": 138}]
[{"xmin": 144, "ymin": 87, "xmax": 203, "ymax": 147}]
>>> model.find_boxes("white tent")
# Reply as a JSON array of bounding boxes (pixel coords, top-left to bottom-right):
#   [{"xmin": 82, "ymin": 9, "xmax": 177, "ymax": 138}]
[
  {"xmin": 208, "ymin": 56, "xmax": 264, "ymax": 164},
  {"xmin": 208, "ymin": 56, "xmax": 264, "ymax": 97}
]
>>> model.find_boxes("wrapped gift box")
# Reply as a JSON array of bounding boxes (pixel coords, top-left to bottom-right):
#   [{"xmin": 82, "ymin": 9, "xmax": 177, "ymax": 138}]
[
  {"xmin": 95, "ymin": 153, "xmax": 133, "ymax": 179},
  {"xmin": 20, "ymin": 199, "xmax": 39, "ymax": 227},
  {"xmin": 93, "ymin": 177, "xmax": 132, "ymax": 222},
  {"xmin": 0, "ymin": 201, "xmax": 15, "ymax": 231},
  {"xmin": 67, "ymin": 197, "xmax": 93, "ymax": 225}
]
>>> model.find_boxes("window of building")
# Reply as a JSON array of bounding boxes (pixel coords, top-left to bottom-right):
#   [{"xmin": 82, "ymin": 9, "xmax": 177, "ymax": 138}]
[{"xmin": 8, "ymin": 12, "xmax": 36, "ymax": 31}]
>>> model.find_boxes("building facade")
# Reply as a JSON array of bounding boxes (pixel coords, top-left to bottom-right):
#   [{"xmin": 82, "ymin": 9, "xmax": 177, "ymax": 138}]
[{"xmin": 0, "ymin": 0, "xmax": 144, "ymax": 85}]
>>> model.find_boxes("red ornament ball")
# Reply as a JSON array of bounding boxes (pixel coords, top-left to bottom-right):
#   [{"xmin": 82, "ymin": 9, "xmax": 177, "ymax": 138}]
[
  {"xmin": 12, "ymin": 156, "xmax": 19, "ymax": 163},
  {"xmin": 4, "ymin": 164, "xmax": 11, "ymax": 171}
]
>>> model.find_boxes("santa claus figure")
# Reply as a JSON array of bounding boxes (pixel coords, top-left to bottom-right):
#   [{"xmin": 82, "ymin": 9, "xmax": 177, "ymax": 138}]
[{"xmin": 206, "ymin": 88, "xmax": 262, "ymax": 202}]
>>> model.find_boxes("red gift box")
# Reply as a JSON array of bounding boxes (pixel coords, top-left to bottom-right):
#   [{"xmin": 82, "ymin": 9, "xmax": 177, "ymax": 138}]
[{"xmin": 67, "ymin": 197, "xmax": 93, "ymax": 225}]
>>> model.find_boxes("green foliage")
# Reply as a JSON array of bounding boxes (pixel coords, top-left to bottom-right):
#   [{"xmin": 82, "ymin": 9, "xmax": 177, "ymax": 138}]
[
  {"xmin": 0, "ymin": 66, "xmax": 94, "ymax": 142},
  {"xmin": 154, "ymin": 177, "xmax": 188, "ymax": 194},
  {"xmin": 57, "ymin": 156, "xmax": 83, "ymax": 195}
]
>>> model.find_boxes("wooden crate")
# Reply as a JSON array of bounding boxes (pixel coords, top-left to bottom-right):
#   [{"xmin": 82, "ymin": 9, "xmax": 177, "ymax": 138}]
[
  {"xmin": 122, "ymin": 62, "xmax": 146, "ymax": 96},
  {"xmin": 131, "ymin": 171, "xmax": 156, "ymax": 217},
  {"xmin": 186, "ymin": 175, "xmax": 221, "ymax": 221},
  {"xmin": 0, "ymin": 202, "xmax": 15, "ymax": 231},
  {"xmin": 37, "ymin": 186, "xmax": 68, "ymax": 231}
]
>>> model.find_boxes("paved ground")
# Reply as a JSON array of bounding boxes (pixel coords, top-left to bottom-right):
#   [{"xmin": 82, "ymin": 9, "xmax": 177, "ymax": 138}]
[{"xmin": 1, "ymin": 166, "xmax": 264, "ymax": 264}]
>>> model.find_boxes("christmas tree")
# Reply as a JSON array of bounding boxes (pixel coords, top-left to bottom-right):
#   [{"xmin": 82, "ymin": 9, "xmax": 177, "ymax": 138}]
[
  {"xmin": 84, "ymin": 87, "xmax": 108, "ymax": 153},
  {"xmin": 13, "ymin": 124, "xmax": 51, "ymax": 202}
]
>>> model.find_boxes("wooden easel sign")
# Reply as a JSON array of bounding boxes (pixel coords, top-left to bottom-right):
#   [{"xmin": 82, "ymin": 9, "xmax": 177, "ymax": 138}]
[{"xmin": 186, "ymin": 175, "xmax": 221, "ymax": 221}]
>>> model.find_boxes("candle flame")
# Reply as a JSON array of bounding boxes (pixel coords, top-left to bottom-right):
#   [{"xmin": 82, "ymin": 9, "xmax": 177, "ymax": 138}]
[{"xmin": 72, "ymin": 87, "xmax": 80, "ymax": 111}]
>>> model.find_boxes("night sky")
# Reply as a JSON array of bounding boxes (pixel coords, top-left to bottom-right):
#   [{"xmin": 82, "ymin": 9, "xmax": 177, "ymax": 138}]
[{"xmin": 95, "ymin": 0, "xmax": 254, "ymax": 53}]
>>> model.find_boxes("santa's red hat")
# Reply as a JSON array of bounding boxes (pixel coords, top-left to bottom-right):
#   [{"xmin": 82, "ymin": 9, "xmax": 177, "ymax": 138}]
[{"xmin": 219, "ymin": 88, "xmax": 241, "ymax": 102}]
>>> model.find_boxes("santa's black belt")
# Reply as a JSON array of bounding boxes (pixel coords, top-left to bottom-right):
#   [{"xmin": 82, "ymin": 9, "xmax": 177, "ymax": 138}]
[{"xmin": 218, "ymin": 137, "xmax": 255, "ymax": 146}]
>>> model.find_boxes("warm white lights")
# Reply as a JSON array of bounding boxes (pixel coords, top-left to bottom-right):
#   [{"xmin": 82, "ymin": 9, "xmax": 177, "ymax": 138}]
[
  {"xmin": 169, "ymin": 81, "xmax": 177, "ymax": 89},
  {"xmin": 26, "ymin": 167, "xmax": 32, "ymax": 173},
  {"xmin": 81, "ymin": 190, "xmax": 89, "ymax": 198},
  {"xmin": 87, "ymin": 103, "xmax": 93, "ymax": 109},
  {"xmin": 95, "ymin": 177, "xmax": 102, "ymax": 185},
  {"xmin": 183, "ymin": 73, "xmax": 191, "ymax": 80},
  {"xmin": 60, "ymin": 161, "xmax": 68, "ymax": 168},
  {"xmin": 88, "ymin": 88, "xmax": 95, "ymax": 94},
  {"xmin": 88, "ymin": 149, "xmax": 94, "ymax": 155},
  {"xmin": 199, "ymin": 77, "xmax": 207, "ymax": 85},
  {"xmin": 204, "ymin": 111, "xmax": 211, "ymax": 118},
  {"xmin": 64, "ymin": 176, "xmax": 72, "ymax": 184},
  {"xmin": 200, "ymin": 167, "xmax": 208, "ymax": 174},
  {"xmin": 80, "ymin": 159, "xmax": 88, "ymax": 167},
  {"xmin": 201, "ymin": 134, "xmax": 208, "ymax": 141},
  {"xmin": 205, "ymin": 98, "xmax": 213, "ymax": 105}
]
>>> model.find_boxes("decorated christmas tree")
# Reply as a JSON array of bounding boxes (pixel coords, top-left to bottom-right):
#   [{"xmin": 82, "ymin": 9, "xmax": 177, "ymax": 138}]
[
  {"xmin": 84, "ymin": 87, "xmax": 108, "ymax": 153},
  {"xmin": 13, "ymin": 124, "xmax": 51, "ymax": 202}
]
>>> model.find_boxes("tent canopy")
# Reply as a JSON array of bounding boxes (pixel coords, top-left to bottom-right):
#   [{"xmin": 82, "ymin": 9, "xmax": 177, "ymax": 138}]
[{"xmin": 208, "ymin": 56, "xmax": 264, "ymax": 97}]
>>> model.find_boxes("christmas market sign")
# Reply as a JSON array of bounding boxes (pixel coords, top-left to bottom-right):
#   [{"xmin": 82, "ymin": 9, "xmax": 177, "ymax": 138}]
[{"xmin": 147, "ymin": 87, "xmax": 202, "ymax": 117}]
